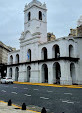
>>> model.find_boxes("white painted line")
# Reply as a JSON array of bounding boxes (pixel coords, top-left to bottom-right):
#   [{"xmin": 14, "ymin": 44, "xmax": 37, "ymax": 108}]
[
  {"xmin": 2, "ymin": 90, "xmax": 6, "ymax": 93},
  {"xmin": 11, "ymin": 92, "xmax": 17, "ymax": 94},
  {"xmin": 67, "ymin": 101, "xmax": 74, "ymax": 104},
  {"xmin": 44, "ymin": 97, "xmax": 49, "ymax": 100},
  {"xmin": 24, "ymin": 88, "xmax": 28, "ymax": 89},
  {"xmin": 40, "ymin": 97, "xmax": 43, "ymax": 98},
  {"xmin": 62, "ymin": 100, "xmax": 74, "ymax": 104},
  {"xmin": 40, "ymin": 97, "xmax": 44, "ymax": 99},
  {"xmin": 64, "ymin": 93, "xmax": 72, "ymax": 95},
  {"xmin": 47, "ymin": 90, "xmax": 53, "ymax": 93},
  {"xmin": 62, "ymin": 100, "xmax": 69, "ymax": 103},
  {"xmin": 24, "ymin": 94, "xmax": 31, "ymax": 97},
  {"xmin": 33, "ymin": 89, "xmax": 39, "ymax": 91},
  {"xmin": 13, "ymin": 87, "xmax": 17, "ymax": 88},
  {"xmin": 40, "ymin": 97, "xmax": 49, "ymax": 100}
]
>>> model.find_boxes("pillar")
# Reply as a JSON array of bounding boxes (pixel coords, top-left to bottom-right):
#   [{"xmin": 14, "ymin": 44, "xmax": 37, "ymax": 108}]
[{"xmin": 60, "ymin": 61, "xmax": 72, "ymax": 85}]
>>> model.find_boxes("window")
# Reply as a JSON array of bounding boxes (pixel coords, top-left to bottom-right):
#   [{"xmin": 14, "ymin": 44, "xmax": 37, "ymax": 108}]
[
  {"xmin": 41, "ymin": 47, "xmax": 47, "ymax": 60},
  {"xmin": 39, "ymin": 11, "xmax": 42, "ymax": 20},
  {"xmin": 52, "ymin": 45, "xmax": 60, "ymax": 58},
  {"xmin": 69, "ymin": 45, "xmax": 74, "ymax": 57},
  {"xmin": 16, "ymin": 54, "xmax": 19, "ymax": 63},
  {"xmin": 28, "ymin": 12, "xmax": 31, "ymax": 21},
  {"xmin": 27, "ymin": 49, "xmax": 31, "ymax": 62}
]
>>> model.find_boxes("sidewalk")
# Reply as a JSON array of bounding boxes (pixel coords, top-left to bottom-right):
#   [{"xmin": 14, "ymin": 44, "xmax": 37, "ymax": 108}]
[{"xmin": 0, "ymin": 101, "xmax": 40, "ymax": 113}]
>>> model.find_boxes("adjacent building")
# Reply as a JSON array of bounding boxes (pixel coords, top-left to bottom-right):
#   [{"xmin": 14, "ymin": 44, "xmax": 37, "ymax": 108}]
[
  {"xmin": 7, "ymin": 0, "xmax": 82, "ymax": 85},
  {"xmin": 0, "ymin": 41, "xmax": 15, "ymax": 78},
  {"xmin": 0, "ymin": 41, "xmax": 11, "ymax": 78}
]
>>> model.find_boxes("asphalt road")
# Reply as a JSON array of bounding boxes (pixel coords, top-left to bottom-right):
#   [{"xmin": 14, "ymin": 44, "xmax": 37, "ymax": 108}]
[{"xmin": 0, "ymin": 84, "xmax": 82, "ymax": 113}]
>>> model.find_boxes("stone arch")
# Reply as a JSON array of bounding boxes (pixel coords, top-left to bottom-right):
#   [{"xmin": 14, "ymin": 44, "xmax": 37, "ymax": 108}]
[
  {"xmin": 39, "ymin": 11, "xmax": 42, "ymax": 20},
  {"xmin": 28, "ymin": 12, "xmax": 31, "ymax": 21},
  {"xmin": 69, "ymin": 44, "xmax": 74, "ymax": 57},
  {"xmin": 15, "ymin": 67, "xmax": 19, "ymax": 81},
  {"xmin": 27, "ymin": 49, "xmax": 31, "ymax": 62},
  {"xmin": 70, "ymin": 63, "xmax": 76, "ymax": 84},
  {"xmin": 41, "ymin": 64, "xmax": 48, "ymax": 83},
  {"xmin": 10, "ymin": 55, "xmax": 13, "ymax": 64},
  {"xmin": 52, "ymin": 44, "xmax": 60, "ymax": 58},
  {"xmin": 53, "ymin": 62, "xmax": 61, "ymax": 84},
  {"xmin": 9, "ymin": 68, "xmax": 12, "ymax": 78},
  {"xmin": 41, "ymin": 47, "xmax": 47, "ymax": 60},
  {"xmin": 15, "ymin": 54, "xmax": 19, "ymax": 63},
  {"xmin": 27, "ymin": 66, "xmax": 31, "ymax": 82}
]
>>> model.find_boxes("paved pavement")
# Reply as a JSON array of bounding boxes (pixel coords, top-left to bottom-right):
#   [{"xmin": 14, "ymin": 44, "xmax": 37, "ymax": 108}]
[
  {"xmin": 0, "ymin": 83, "xmax": 82, "ymax": 113},
  {"xmin": 0, "ymin": 101, "xmax": 39, "ymax": 113}
]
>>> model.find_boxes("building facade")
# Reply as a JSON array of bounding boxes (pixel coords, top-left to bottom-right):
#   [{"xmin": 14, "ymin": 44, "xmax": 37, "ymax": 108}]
[
  {"xmin": 7, "ymin": 0, "xmax": 82, "ymax": 85},
  {"xmin": 0, "ymin": 41, "xmax": 14, "ymax": 78}
]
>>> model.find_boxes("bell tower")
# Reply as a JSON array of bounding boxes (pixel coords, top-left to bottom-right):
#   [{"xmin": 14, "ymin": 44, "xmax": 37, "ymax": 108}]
[{"xmin": 24, "ymin": 0, "xmax": 47, "ymax": 42}]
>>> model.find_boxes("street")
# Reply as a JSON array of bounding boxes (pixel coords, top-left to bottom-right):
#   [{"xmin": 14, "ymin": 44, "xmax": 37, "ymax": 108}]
[{"xmin": 0, "ymin": 84, "xmax": 82, "ymax": 113}]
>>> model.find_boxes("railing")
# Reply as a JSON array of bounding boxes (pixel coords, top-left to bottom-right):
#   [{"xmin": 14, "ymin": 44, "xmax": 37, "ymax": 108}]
[
  {"xmin": 8, "ymin": 61, "xmax": 20, "ymax": 65},
  {"xmin": 7, "ymin": 57, "xmax": 79, "ymax": 67},
  {"xmin": 9, "ymin": 62, "xmax": 13, "ymax": 65}
]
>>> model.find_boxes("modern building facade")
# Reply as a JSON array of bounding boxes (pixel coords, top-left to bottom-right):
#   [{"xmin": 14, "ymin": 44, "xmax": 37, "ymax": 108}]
[{"xmin": 7, "ymin": 0, "xmax": 82, "ymax": 85}]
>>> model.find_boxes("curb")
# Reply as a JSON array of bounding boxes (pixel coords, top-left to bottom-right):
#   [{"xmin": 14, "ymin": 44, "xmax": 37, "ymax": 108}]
[{"xmin": 14, "ymin": 82, "xmax": 82, "ymax": 88}]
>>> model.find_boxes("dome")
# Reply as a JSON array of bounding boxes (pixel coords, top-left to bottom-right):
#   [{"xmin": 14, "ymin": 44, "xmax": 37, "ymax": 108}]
[
  {"xmin": 28, "ymin": 0, "xmax": 42, "ymax": 7},
  {"xmin": 32, "ymin": 0, "xmax": 42, "ymax": 5},
  {"xmin": 24, "ymin": 0, "xmax": 46, "ymax": 12}
]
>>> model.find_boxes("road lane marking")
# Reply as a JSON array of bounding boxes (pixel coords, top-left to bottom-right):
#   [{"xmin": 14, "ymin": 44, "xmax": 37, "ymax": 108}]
[
  {"xmin": 11, "ymin": 92, "xmax": 17, "ymax": 94},
  {"xmin": 2, "ymin": 90, "xmax": 6, "ymax": 93},
  {"xmin": 47, "ymin": 90, "xmax": 53, "ymax": 93},
  {"xmin": 24, "ymin": 88, "xmax": 28, "ymax": 89},
  {"xmin": 62, "ymin": 100, "xmax": 74, "ymax": 104},
  {"xmin": 67, "ymin": 101, "xmax": 74, "ymax": 104},
  {"xmin": 13, "ymin": 87, "xmax": 17, "ymax": 88},
  {"xmin": 62, "ymin": 100, "xmax": 69, "ymax": 103},
  {"xmin": 24, "ymin": 94, "xmax": 31, "ymax": 97},
  {"xmin": 40, "ymin": 97, "xmax": 49, "ymax": 100},
  {"xmin": 64, "ymin": 93, "xmax": 72, "ymax": 95},
  {"xmin": 33, "ymin": 89, "xmax": 39, "ymax": 91}
]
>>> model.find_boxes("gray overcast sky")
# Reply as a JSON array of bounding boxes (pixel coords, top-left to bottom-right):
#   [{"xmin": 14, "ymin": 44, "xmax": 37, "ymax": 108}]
[{"xmin": 0, "ymin": 0, "xmax": 82, "ymax": 49}]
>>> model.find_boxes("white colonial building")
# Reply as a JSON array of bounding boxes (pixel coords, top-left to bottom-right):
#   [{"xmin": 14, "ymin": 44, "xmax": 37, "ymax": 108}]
[{"xmin": 7, "ymin": 0, "xmax": 82, "ymax": 85}]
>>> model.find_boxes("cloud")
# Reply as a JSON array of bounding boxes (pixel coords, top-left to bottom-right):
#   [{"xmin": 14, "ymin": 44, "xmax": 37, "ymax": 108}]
[{"xmin": 0, "ymin": 0, "xmax": 82, "ymax": 49}]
